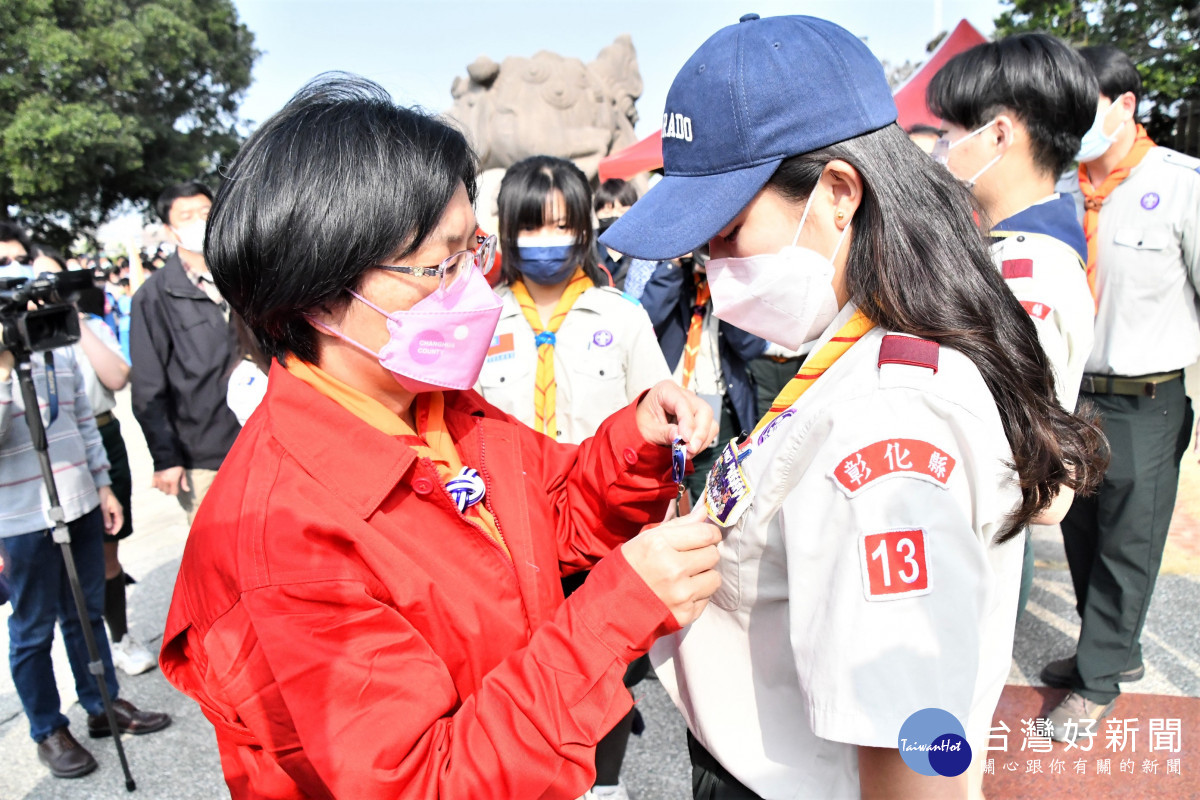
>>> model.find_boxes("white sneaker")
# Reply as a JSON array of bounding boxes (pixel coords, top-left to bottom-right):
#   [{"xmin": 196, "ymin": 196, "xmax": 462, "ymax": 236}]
[
  {"xmin": 110, "ymin": 635, "xmax": 157, "ymax": 676},
  {"xmin": 582, "ymin": 785, "xmax": 631, "ymax": 800}
]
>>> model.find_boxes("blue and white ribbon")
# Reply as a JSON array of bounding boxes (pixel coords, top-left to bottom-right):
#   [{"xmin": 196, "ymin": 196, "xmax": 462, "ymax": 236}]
[{"xmin": 446, "ymin": 466, "xmax": 486, "ymax": 512}]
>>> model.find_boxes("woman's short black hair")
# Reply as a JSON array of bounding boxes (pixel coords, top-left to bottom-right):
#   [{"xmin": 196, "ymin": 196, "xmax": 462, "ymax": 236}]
[
  {"xmin": 1079, "ymin": 45, "xmax": 1143, "ymax": 107},
  {"xmin": 497, "ymin": 156, "xmax": 607, "ymax": 287},
  {"xmin": 206, "ymin": 72, "xmax": 478, "ymax": 363},
  {"xmin": 594, "ymin": 178, "xmax": 639, "ymax": 212},
  {"xmin": 927, "ymin": 33, "xmax": 1098, "ymax": 177},
  {"xmin": 156, "ymin": 181, "xmax": 214, "ymax": 225}
]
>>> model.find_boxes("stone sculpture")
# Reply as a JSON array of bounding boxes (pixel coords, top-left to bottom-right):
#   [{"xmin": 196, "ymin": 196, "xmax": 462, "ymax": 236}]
[{"xmin": 447, "ymin": 34, "xmax": 644, "ymax": 181}]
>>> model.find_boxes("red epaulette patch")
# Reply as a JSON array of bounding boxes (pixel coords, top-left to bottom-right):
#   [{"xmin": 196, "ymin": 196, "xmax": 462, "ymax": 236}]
[
  {"xmin": 878, "ymin": 335, "xmax": 939, "ymax": 372},
  {"xmin": 1020, "ymin": 300, "xmax": 1053, "ymax": 320},
  {"xmin": 1002, "ymin": 259, "xmax": 1034, "ymax": 279},
  {"xmin": 831, "ymin": 439, "xmax": 957, "ymax": 497}
]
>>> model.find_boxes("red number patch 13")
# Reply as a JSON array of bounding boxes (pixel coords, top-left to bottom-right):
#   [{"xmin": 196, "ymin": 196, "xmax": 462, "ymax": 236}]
[{"xmin": 859, "ymin": 529, "xmax": 930, "ymax": 601}]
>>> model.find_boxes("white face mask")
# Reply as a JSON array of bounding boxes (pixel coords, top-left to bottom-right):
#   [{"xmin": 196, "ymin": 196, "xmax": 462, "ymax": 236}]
[
  {"xmin": 705, "ymin": 194, "xmax": 848, "ymax": 350},
  {"xmin": 1076, "ymin": 101, "xmax": 1125, "ymax": 163},
  {"xmin": 938, "ymin": 120, "xmax": 1003, "ymax": 189},
  {"xmin": 172, "ymin": 220, "xmax": 207, "ymax": 254}
]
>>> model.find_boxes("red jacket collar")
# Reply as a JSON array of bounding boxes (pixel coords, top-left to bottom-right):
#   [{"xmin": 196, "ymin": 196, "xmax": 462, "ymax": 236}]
[{"xmin": 263, "ymin": 365, "xmax": 494, "ymax": 518}]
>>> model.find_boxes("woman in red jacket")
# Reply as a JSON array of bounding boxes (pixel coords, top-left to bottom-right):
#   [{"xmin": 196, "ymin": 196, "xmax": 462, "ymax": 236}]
[{"xmin": 158, "ymin": 74, "xmax": 722, "ymax": 800}]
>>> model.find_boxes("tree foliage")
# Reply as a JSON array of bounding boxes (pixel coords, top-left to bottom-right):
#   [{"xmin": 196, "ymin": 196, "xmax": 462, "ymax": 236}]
[
  {"xmin": 0, "ymin": 0, "xmax": 258, "ymax": 248},
  {"xmin": 995, "ymin": 1, "xmax": 1200, "ymax": 146}
]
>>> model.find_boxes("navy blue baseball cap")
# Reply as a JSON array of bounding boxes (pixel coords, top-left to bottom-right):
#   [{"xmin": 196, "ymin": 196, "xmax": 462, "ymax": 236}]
[{"xmin": 601, "ymin": 14, "xmax": 897, "ymax": 260}]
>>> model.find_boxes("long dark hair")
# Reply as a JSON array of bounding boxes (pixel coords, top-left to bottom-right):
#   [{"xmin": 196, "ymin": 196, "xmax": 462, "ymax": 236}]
[
  {"xmin": 497, "ymin": 156, "xmax": 608, "ymax": 288},
  {"xmin": 768, "ymin": 123, "xmax": 1107, "ymax": 542}
]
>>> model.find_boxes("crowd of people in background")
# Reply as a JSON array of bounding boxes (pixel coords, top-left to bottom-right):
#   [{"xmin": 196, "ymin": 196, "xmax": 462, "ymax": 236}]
[{"xmin": 2, "ymin": 12, "xmax": 1198, "ymax": 800}]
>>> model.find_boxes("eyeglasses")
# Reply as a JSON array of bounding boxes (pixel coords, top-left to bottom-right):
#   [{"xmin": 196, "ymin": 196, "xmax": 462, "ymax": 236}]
[
  {"xmin": 0, "ymin": 254, "xmax": 33, "ymax": 267},
  {"xmin": 375, "ymin": 234, "xmax": 497, "ymax": 296}
]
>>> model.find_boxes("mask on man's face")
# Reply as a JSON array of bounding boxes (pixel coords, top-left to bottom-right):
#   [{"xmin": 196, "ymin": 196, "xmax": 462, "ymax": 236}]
[
  {"xmin": 172, "ymin": 221, "xmax": 207, "ymax": 254},
  {"xmin": 1076, "ymin": 101, "xmax": 1126, "ymax": 163}
]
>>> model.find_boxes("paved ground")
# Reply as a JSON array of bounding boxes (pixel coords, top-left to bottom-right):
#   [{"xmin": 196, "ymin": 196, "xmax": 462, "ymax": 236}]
[{"xmin": 3, "ymin": 372, "xmax": 1199, "ymax": 799}]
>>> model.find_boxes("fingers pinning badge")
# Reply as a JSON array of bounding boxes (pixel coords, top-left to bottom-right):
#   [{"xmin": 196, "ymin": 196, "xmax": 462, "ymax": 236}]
[{"xmin": 446, "ymin": 467, "xmax": 486, "ymax": 512}]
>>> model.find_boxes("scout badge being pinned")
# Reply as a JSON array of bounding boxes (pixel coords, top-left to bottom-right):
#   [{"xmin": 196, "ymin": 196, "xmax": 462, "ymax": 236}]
[
  {"xmin": 671, "ymin": 437, "xmax": 688, "ymax": 502},
  {"xmin": 704, "ymin": 438, "xmax": 754, "ymax": 527}
]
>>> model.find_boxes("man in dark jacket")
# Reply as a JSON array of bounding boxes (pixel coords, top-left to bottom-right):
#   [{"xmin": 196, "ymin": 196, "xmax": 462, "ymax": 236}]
[
  {"xmin": 640, "ymin": 254, "xmax": 765, "ymax": 502},
  {"xmin": 130, "ymin": 182, "xmax": 241, "ymax": 524}
]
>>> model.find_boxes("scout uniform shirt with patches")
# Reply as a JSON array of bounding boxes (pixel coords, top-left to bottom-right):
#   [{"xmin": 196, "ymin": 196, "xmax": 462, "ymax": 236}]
[
  {"xmin": 650, "ymin": 303, "xmax": 1024, "ymax": 800},
  {"xmin": 476, "ymin": 285, "xmax": 670, "ymax": 444},
  {"xmin": 1085, "ymin": 147, "xmax": 1200, "ymax": 375},
  {"xmin": 990, "ymin": 193, "xmax": 1095, "ymax": 409}
]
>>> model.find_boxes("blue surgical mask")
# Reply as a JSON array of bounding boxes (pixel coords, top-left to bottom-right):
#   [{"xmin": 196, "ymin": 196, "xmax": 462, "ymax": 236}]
[
  {"xmin": 515, "ymin": 236, "xmax": 577, "ymax": 285},
  {"xmin": 0, "ymin": 263, "xmax": 35, "ymax": 282},
  {"xmin": 1076, "ymin": 102, "xmax": 1124, "ymax": 163}
]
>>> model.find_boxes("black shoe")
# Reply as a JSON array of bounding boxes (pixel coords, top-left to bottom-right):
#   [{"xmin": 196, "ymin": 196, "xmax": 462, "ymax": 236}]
[
  {"xmin": 37, "ymin": 728, "xmax": 98, "ymax": 778},
  {"xmin": 1040, "ymin": 655, "xmax": 1145, "ymax": 688},
  {"xmin": 87, "ymin": 698, "xmax": 172, "ymax": 738}
]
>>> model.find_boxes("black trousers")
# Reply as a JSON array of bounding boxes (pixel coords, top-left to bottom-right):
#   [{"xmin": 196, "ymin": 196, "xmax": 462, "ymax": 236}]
[
  {"xmin": 688, "ymin": 731, "xmax": 764, "ymax": 800},
  {"xmin": 1060, "ymin": 378, "xmax": 1193, "ymax": 703}
]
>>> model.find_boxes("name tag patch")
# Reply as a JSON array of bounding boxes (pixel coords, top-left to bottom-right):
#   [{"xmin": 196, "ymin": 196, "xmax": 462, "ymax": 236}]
[
  {"xmin": 832, "ymin": 439, "xmax": 956, "ymax": 497},
  {"xmin": 486, "ymin": 333, "xmax": 515, "ymax": 362},
  {"xmin": 704, "ymin": 440, "xmax": 754, "ymax": 527},
  {"xmin": 860, "ymin": 528, "xmax": 931, "ymax": 601},
  {"xmin": 1020, "ymin": 300, "xmax": 1053, "ymax": 320}
]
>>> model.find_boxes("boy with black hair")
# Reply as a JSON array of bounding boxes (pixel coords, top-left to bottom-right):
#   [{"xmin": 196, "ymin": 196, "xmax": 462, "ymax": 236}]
[
  {"xmin": 929, "ymin": 32, "xmax": 1097, "ymax": 413},
  {"xmin": 928, "ymin": 33, "xmax": 1099, "ymax": 709},
  {"xmin": 1044, "ymin": 44, "xmax": 1200, "ymax": 739}
]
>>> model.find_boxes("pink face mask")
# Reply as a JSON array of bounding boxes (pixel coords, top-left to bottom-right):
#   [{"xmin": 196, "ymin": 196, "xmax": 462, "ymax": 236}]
[{"xmin": 313, "ymin": 266, "xmax": 503, "ymax": 392}]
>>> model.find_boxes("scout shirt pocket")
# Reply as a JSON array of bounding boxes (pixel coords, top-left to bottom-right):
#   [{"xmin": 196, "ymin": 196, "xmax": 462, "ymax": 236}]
[
  {"xmin": 476, "ymin": 331, "xmax": 535, "ymax": 422},
  {"xmin": 1112, "ymin": 226, "xmax": 1175, "ymax": 295}
]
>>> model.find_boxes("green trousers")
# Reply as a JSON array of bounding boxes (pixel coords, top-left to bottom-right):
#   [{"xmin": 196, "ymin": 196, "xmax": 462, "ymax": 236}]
[{"xmin": 1060, "ymin": 377, "xmax": 1193, "ymax": 703}]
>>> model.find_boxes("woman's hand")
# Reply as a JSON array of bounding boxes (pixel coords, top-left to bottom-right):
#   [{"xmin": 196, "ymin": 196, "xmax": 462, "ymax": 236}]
[
  {"xmin": 621, "ymin": 510, "xmax": 722, "ymax": 628},
  {"xmin": 635, "ymin": 380, "xmax": 720, "ymax": 457},
  {"xmin": 97, "ymin": 486, "xmax": 124, "ymax": 536}
]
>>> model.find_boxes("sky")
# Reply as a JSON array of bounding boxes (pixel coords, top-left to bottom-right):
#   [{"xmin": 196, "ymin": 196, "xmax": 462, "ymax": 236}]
[
  {"xmin": 232, "ymin": 0, "xmax": 1007, "ymax": 139},
  {"xmin": 101, "ymin": 0, "xmax": 1009, "ymax": 245}
]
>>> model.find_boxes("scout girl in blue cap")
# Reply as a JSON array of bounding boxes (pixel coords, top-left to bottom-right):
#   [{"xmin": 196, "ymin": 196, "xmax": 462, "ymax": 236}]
[{"xmin": 602, "ymin": 14, "xmax": 1108, "ymax": 800}]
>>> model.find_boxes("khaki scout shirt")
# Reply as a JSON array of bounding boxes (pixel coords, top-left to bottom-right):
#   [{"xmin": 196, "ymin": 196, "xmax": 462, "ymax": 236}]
[
  {"xmin": 1085, "ymin": 147, "xmax": 1200, "ymax": 375},
  {"xmin": 476, "ymin": 286, "xmax": 670, "ymax": 444}
]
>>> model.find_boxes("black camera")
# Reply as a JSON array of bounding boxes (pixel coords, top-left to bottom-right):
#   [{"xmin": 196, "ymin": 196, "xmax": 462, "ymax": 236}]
[{"xmin": 0, "ymin": 270, "xmax": 104, "ymax": 355}]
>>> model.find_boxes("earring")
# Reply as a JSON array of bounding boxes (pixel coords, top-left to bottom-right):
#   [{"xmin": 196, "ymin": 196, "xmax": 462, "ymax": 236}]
[{"xmin": 836, "ymin": 210, "xmax": 846, "ymax": 220}]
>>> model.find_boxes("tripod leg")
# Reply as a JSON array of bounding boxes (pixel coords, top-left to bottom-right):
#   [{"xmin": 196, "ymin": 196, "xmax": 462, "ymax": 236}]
[{"xmin": 54, "ymin": 521, "xmax": 136, "ymax": 791}]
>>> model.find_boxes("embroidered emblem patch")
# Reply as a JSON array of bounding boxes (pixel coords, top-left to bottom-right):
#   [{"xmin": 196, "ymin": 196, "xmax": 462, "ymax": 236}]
[
  {"xmin": 486, "ymin": 333, "xmax": 515, "ymax": 362},
  {"xmin": 1001, "ymin": 259, "xmax": 1034, "ymax": 280},
  {"xmin": 1141, "ymin": 192, "xmax": 1160, "ymax": 210},
  {"xmin": 860, "ymin": 529, "xmax": 931, "ymax": 601},
  {"xmin": 831, "ymin": 439, "xmax": 957, "ymax": 497},
  {"xmin": 1020, "ymin": 300, "xmax": 1053, "ymax": 320},
  {"xmin": 592, "ymin": 329, "xmax": 614, "ymax": 347},
  {"xmin": 704, "ymin": 440, "xmax": 753, "ymax": 526},
  {"xmin": 756, "ymin": 409, "xmax": 796, "ymax": 446}
]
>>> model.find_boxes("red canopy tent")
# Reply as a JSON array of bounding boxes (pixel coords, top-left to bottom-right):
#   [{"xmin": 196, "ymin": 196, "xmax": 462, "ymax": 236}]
[
  {"xmin": 595, "ymin": 19, "xmax": 989, "ymax": 181},
  {"xmin": 598, "ymin": 129, "xmax": 663, "ymax": 182},
  {"xmin": 892, "ymin": 19, "xmax": 988, "ymax": 130}
]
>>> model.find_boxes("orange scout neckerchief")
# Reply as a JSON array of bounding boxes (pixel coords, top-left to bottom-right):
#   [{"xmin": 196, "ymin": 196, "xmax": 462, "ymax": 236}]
[
  {"xmin": 681, "ymin": 272, "xmax": 711, "ymax": 390},
  {"xmin": 286, "ymin": 358, "xmax": 508, "ymax": 558},
  {"xmin": 1078, "ymin": 124, "xmax": 1157, "ymax": 307},
  {"xmin": 509, "ymin": 268, "xmax": 592, "ymax": 439},
  {"xmin": 749, "ymin": 309, "xmax": 875, "ymax": 438}
]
